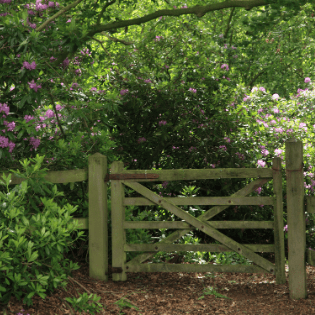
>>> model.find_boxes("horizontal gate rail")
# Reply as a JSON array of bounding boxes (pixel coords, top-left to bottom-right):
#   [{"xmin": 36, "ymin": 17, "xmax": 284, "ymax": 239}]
[
  {"xmin": 126, "ymin": 263, "xmax": 269, "ymax": 274},
  {"xmin": 123, "ymin": 221, "xmax": 274, "ymax": 229},
  {"xmin": 111, "ymin": 168, "xmax": 273, "ymax": 181},
  {"xmin": 124, "ymin": 196, "xmax": 274, "ymax": 206},
  {"xmin": 124, "ymin": 244, "xmax": 275, "ymax": 253}
]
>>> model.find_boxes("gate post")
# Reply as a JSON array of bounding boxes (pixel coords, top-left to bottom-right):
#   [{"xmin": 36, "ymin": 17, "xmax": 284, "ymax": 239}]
[
  {"xmin": 272, "ymin": 157, "xmax": 286, "ymax": 284},
  {"xmin": 111, "ymin": 161, "xmax": 127, "ymax": 281},
  {"xmin": 285, "ymin": 138, "xmax": 307, "ymax": 299},
  {"xmin": 88, "ymin": 153, "xmax": 108, "ymax": 281}
]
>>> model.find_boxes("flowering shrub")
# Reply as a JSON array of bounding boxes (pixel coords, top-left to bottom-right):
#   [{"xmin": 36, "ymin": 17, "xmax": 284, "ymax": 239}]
[{"xmin": 228, "ymin": 79, "xmax": 315, "ymax": 250}]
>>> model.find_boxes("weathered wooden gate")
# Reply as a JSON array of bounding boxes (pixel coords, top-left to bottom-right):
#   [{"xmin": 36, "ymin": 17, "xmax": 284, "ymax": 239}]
[{"xmin": 111, "ymin": 157, "xmax": 286, "ymax": 284}]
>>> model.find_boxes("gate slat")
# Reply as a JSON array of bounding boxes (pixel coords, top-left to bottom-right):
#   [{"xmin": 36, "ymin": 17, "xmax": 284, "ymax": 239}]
[
  {"xmin": 125, "ymin": 181, "xmax": 275, "ymax": 274},
  {"xmin": 124, "ymin": 196, "xmax": 274, "ymax": 206},
  {"xmin": 123, "ymin": 221, "xmax": 274, "ymax": 229},
  {"xmin": 126, "ymin": 263, "xmax": 269, "ymax": 274},
  {"xmin": 124, "ymin": 243, "xmax": 275, "ymax": 253}
]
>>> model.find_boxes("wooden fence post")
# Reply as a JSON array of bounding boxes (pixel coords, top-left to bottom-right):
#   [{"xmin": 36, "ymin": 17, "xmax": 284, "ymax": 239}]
[
  {"xmin": 285, "ymin": 138, "xmax": 307, "ymax": 299},
  {"xmin": 88, "ymin": 153, "xmax": 108, "ymax": 281},
  {"xmin": 272, "ymin": 157, "xmax": 286, "ymax": 284},
  {"xmin": 111, "ymin": 161, "xmax": 127, "ymax": 281}
]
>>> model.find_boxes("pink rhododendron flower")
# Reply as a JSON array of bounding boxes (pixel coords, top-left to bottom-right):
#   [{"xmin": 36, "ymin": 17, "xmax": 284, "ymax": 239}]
[
  {"xmin": 0, "ymin": 136, "xmax": 9, "ymax": 148},
  {"xmin": 257, "ymin": 160, "xmax": 266, "ymax": 167},
  {"xmin": 28, "ymin": 80, "xmax": 42, "ymax": 92},
  {"xmin": 243, "ymin": 95, "xmax": 250, "ymax": 102},
  {"xmin": 158, "ymin": 120, "xmax": 167, "ymax": 126},
  {"xmin": 24, "ymin": 115, "xmax": 34, "ymax": 122},
  {"xmin": 8, "ymin": 142, "xmax": 15, "ymax": 153},
  {"xmin": 30, "ymin": 137, "xmax": 40, "ymax": 149},
  {"xmin": 261, "ymin": 149, "xmax": 269, "ymax": 156},
  {"xmin": 62, "ymin": 58, "xmax": 69, "ymax": 68},
  {"xmin": 137, "ymin": 137, "xmax": 146, "ymax": 143},
  {"xmin": 45, "ymin": 109, "xmax": 54, "ymax": 118},
  {"xmin": 275, "ymin": 149, "xmax": 283, "ymax": 156},
  {"xmin": 274, "ymin": 128, "xmax": 284, "ymax": 133},
  {"xmin": 120, "ymin": 89, "xmax": 129, "ymax": 96},
  {"xmin": 0, "ymin": 103, "xmax": 9, "ymax": 116},
  {"xmin": 5, "ymin": 121, "xmax": 15, "ymax": 131},
  {"xmin": 23, "ymin": 61, "xmax": 36, "ymax": 70},
  {"xmin": 221, "ymin": 64, "xmax": 229, "ymax": 70}
]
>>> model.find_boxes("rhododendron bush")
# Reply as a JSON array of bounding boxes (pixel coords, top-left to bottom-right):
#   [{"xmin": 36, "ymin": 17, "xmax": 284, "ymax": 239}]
[{"xmin": 1, "ymin": 0, "xmax": 315, "ymax": 271}]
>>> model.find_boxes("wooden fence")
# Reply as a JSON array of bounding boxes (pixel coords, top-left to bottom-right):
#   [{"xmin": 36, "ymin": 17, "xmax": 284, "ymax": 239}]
[
  {"xmin": 1, "ymin": 138, "xmax": 312, "ymax": 300},
  {"xmin": 0, "ymin": 153, "xmax": 108, "ymax": 281}
]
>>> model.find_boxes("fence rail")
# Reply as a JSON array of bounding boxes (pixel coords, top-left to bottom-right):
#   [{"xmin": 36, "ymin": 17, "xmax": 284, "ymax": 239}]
[{"xmin": 116, "ymin": 168, "xmax": 273, "ymax": 181}]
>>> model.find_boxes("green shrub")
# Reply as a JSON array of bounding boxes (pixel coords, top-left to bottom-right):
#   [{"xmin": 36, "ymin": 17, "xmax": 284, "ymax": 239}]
[{"xmin": 0, "ymin": 155, "xmax": 85, "ymax": 306}]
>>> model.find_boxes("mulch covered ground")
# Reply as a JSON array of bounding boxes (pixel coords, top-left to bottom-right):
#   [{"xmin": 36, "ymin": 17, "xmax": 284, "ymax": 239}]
[{"xmin": 2, "ymin": 261, "xmax": 315, "ymax": 315}]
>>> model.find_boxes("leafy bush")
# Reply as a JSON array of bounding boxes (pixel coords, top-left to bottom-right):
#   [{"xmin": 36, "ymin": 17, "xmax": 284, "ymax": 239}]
[
  {"xmin": 65, "ymin": 292, "xmax": 103, "ymax": 314},
  {"xmin": 0, "ymin": 155, "xmax": 85, "ymax": 306}
]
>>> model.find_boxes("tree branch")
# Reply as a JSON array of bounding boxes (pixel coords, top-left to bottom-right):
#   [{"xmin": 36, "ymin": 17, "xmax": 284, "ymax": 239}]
[
  {"xmin": 101, "ymin": 32, "xmax": 134, "ymax": 45},
  {"xmin": 248, "ymin": 69, "xmax": 266, "ymax": 88},
  {"xmin": 36, "ymin": 0, "xmax": 84, "ymax": 32},
  {"xmin": 47, "ymin": 91, "xmax": 66, "ymax": 139},
  {"xmin": 224, "ymin": 7, "xmax": 235, "ymax": 39},
  {"xmin": 96, "ymin": 0, "xmax": 116, "ymax": 25},
  {"xmin": 88, "ymin": 0, "xmax": 269, "ymax": 37}
]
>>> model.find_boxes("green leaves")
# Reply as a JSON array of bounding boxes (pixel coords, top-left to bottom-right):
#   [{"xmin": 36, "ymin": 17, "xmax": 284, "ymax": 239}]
[
  {"xmin": 198, "ymin": 286, "xmax": 232, "ymax": 300},
  {"xmin": 65, "ymin": 292, "xmax": 104, "ymax": 314},
  {"xmin": 0, "ymin": 156, "xmax": 84, "ymax": 307}
]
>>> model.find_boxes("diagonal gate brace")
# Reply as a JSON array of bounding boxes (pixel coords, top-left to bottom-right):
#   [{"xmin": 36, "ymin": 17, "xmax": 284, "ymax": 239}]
[
  {"xmin": 124, "ymin": 181, "xmax": 275, "ymax": 274},
  {"xmin": 126, "ymin": 179, "xmax": 269, "ymax": 266}
]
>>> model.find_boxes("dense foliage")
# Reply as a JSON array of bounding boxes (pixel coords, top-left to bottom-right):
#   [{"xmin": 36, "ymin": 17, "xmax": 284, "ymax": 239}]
[
  {"xmin": 1, "ymin": 0, "xmax": 315, "ymax": 309},
  {"xmin": 0, "ymin": 155, "xmax": 84, "ymax": 306}
]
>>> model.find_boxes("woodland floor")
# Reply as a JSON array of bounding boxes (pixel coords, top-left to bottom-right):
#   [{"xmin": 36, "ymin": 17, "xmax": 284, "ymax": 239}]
[{"xmin": 2, "ymin": 254, "xmax": 315, "ymax": 315}]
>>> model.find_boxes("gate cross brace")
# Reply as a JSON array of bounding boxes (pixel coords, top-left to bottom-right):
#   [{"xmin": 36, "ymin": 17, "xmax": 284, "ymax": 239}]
[{"xmin": 124, "ymin": 181, "xmax": 275, "ymax": 274}]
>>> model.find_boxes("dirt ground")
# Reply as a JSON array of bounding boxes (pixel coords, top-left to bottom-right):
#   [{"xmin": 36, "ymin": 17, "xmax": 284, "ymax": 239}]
[{"xmin": 2, "ymin": 260, "xmax": 315, "ymax": 315}]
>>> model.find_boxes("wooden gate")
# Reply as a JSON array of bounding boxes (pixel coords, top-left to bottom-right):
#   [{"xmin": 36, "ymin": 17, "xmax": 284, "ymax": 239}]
[{"xmin": 111, "ymin": 158, "xmax": 286, "ymax": 284}]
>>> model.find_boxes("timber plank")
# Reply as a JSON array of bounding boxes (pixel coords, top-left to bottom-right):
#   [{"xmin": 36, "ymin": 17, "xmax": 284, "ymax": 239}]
[
  {"xmin": 124, "ymin": 196, "xmax": 274, "ymax": 206},
  {"xmin": 125, "ymin": 263, "xmax": 269, "ymax": 274},
  {"xmin": 123, "ymin": 221, "xmax": 274, "ymax": 229},
  {"xmin": 111, "ymin": 161, "xmax": 127, "ymax": 281},
  {"xmin": 272, "ymin": 158, "xmax": 286, "ymax": 284},
  {"xmin": 0, "ymin": 168, "xmax": 88, "ymax": 184},
  {"xmin": 286, "ymin": 140, "xmax": 307, "ymax": 299},
  {"xmin": 124, "ymin": 243, "xmax": 275, "ymax": 253},
  {"xmin": 115, "ymin": 168, "xmax": 272, "ymax": 181}
]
